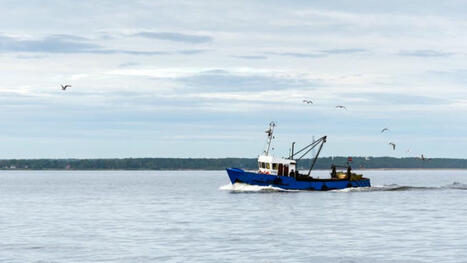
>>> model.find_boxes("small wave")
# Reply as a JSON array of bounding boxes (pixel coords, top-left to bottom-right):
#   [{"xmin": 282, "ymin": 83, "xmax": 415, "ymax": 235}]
[
  {"xmin": 335, "ymin": 185, "xmax": 439, "ymax": 192},
  {"xmin": 221, "ymin": 182, "xmax": 467, "ymax": 193},
  {"xmin": 333, "ymin": 182, "xmax": 467, "ymax": 192},
  {"xmin": 330, "ymin": 185, "xmax": 392, "ymax": 192},
  {"xmin": 442, "ymin": 181, "xmax": 467, "ymax": 190},
  {"xmin": 26, "ymin": 246, "xmax": 44, "ymax": 250},
  {"xmin": 379, "ymin": 184, "xmax": 437, "ymax": 191},
  {"xmin": 219, "ymin": 183, "xmax": 298, "ymax": 193}
]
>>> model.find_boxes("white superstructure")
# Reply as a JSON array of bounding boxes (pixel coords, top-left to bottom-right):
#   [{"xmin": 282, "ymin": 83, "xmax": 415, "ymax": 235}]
[{"xmin": 257, "ymin": 122, "xmax": 297, "ymax": 176}]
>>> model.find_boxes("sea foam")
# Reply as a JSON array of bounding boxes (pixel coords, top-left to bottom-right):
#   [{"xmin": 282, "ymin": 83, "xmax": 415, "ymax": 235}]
[{"xmin": 219, "ymin": 182, "xmax": 298, "ymax": 193}]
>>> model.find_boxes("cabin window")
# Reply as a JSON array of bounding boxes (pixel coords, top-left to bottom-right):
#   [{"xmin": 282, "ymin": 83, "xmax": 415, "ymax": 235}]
[
  {"xmin": 272, "ymin": 163, "xmax": 278, "ymax": 170},
  {"xmin": 261, "ymin": 162, "xmax": 266, "ymax": 168},
  {"xmin": 266, "ymin": 163, "xmax": 271, "ymax": 169}
]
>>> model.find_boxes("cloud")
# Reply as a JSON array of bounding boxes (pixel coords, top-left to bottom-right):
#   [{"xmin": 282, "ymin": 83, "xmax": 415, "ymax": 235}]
[
  {"xmin": 267, "ymin": 51, "xmax": 325, "ymax": 58},
  {"xmin": 116, "ymin": 49, "xmax": 208, "ymax": 56},
  {"xmin": 0, "ymin": 34, "xmax": 209, "ymax": 56},
  {"xmin": 0, "ymin": 34, "xmax": 101, "ymax": 53},
  {"xmin": 232, "ymin": 55, "xmax": 268, "ymax": 60},
  {"xmin": 132, "ymin": 31, "xmax": 213, "ymax": 43},
  {"xmin": 423, "ymin": 69, "xmax": 467, "ymax": 85},
  {"xmin": 119, "ymin": 50, "xmax": 170, "ymax": 55},
  {"xmin": 320, "ymin": 48, "xmax": 367, "ymax": 54},
  {"xmin": 16, "ymin": 55, "xmax": 48, "ymax": 59},
  {"xmin": 119, "ymin": 49, "xmax": 208, "ymax": 56},
  {"xmin": 342, "ymin": 92, "xmax": 451, "ymax": 105},
  {"xmin": 48, "ymin": 34, "xmax": 90, "ymax": 41},
  {"xmin": 177, "ymin": 49, "xmax": 209, "ymax": 55},
  {"xmin": 175, "ymin": 69, "xmax": 317, "ymax": 92},
  {"xmin": 266, "ymin": 48, "xmax": 366, "ymax": 58},
  {"xmin": 398, "ymin": 49, "xmax": 453, "ymax": 57},
  {"xmin": 118, "ymin": 62, "xmax": 141, "ymax": 68}
]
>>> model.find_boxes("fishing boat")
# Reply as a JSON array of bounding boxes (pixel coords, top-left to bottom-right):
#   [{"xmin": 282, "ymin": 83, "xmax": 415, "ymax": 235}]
[{"xmin": 226, "ymin": 122, "xmax": 371, "ymax": 191}]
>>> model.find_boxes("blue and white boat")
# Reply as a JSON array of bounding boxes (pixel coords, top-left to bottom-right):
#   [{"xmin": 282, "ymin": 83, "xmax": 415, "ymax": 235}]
[{"xmin": 226, "ymin": 122, "xmax": 371, "ymax": 191}]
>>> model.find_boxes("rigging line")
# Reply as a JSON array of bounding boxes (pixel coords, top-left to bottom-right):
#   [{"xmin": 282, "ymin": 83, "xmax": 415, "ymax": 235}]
[
  {"xmin": 292, "ymin": 136, "xmax": 326, "ymax": 156},
  {"xmin": 292, "ymin": 137, "xmax": 326, "ymax": 160},
  {"xmin": 307, "ymin": 137, "xmax": 326, "ymax": 176}
]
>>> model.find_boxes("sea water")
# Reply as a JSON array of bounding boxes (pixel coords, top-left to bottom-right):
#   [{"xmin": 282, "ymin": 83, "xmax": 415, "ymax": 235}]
[{"xmin": 0, "ymin": 170, "xmax": 466, "ymax": 262}]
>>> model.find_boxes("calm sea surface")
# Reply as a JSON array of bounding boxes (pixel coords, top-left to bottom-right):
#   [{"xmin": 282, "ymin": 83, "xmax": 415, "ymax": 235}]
[{"xmin": 1, "ymin": 170, "xmax": 466, "ymax": 263}]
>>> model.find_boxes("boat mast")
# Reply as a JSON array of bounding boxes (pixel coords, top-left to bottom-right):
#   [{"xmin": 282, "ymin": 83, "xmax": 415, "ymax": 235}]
[{"xmin": 264, "ymin": 121, "xmax": 276, "ymax": 156}]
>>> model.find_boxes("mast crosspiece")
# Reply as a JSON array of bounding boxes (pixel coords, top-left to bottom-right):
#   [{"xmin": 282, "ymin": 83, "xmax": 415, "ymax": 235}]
[{"xmin": 264, "ymin": 121, "xmax": 276, "ymax": 156}]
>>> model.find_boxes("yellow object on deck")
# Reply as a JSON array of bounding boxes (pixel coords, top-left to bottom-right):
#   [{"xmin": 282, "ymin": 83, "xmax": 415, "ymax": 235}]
[
  {"xmin": 335, "ymin": 172, "xmax": 363, "ymax": 181},
  {"xmin": 336, "ymin": 172, "xmax": 347, "ymax": 179},
  {"xmin": 350, "ymin": 173, "xmax": 363, "ymax": 181}
]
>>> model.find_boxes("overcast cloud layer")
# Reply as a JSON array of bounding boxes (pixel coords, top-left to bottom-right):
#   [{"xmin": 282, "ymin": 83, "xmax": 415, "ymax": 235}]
[{"xmin": 1, "ymin": 0, "xmax": 467, "ymax": 158}]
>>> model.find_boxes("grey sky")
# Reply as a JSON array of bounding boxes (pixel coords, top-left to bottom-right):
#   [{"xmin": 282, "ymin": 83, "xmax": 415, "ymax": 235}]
[{"xmin": 1, "ymin": 0, "xmax": 467, "ymax": 158}]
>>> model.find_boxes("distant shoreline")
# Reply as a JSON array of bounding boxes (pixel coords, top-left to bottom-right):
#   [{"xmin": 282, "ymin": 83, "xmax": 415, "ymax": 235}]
[
  {"xmin": 1, "ymin": 157, "xmax": 467, "ymax": 170},
  {"xmin": 1, "ymin": 168, "xmax": 467, "ymax": 172}
]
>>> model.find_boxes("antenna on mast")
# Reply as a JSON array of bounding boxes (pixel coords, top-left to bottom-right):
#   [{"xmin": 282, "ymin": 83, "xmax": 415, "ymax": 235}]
[{"xmin": 264, "ymin": 121, "xmax": 276, "ymax": 156}]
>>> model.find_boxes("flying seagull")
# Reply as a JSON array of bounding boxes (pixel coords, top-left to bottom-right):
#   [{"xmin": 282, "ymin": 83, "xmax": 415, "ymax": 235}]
[
  {"xmin": 61, "ymin": 84, "xmax": 71, "ymax": 90},
  {"xmin": 388, "ymin": 142, "xmax": 396, "ymax": 150},
  {"xmin": 303, "ymin": 99, "xmax": 313, "ymax": 104},
  {"xmin": 381, "ymin": 128, "xmax": 389, "ymax": 133},
  {"xmin": 336, "ymin": 105, "xmax": 347, "ymax": 110}
]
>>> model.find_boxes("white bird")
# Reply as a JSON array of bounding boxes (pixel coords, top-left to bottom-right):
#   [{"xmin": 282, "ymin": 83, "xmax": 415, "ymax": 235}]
[
  {"xmin": 61, "ymin": 84, "xmax": 71, "ymax": 90},
  {"xmin": 336, "ymin": 105, "xmax": 347, "ymax": 110},
  {"xmin": 389, "ymin": 142, "xmax": 396, "ymax": 150},
  {"xmin": 381, "ymin": 128, "xmax": 389, "ymax": 133},
  {"xmin": 302, "ymin": 99, "xmax": 313, "ymax": 104}
]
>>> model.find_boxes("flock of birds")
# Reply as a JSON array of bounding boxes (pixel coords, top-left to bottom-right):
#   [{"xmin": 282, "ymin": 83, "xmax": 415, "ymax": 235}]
[
  {"xmin": 57, "ymin": 87, "xmax": 430, "ymax": 161},
  {"xmin": 302, "ymin": 98, "xmax": 430, "ymax": 161},
  {"xmin": 303, "ymin": 99, "xmax": 347, "ymax": 110}
]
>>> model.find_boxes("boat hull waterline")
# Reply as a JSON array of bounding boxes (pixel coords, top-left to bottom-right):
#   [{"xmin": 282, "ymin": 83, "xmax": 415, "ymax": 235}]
[{"xmin": 226, "ymin": 168, "xmax": 371, "ymax": 191}]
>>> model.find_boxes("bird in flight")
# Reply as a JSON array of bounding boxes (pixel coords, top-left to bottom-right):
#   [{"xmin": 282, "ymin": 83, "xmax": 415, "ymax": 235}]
[
  {"xmin": 388, "ymin": 142, "xmax": 396, "ymax": 150},
  {"xmin": 61, "ymin": 84, "xmax": 71, "ymax": 90},
  {"xmin": 336, "ymin": 105, "xmax": 347, "ymax": 110},
  {"xmin": 381, "ymin": 128, "xmax": 389, "ymax": 133},
  {"xmin": 302, "ymin": 99, "xmax": 313, "ymax": 104}
]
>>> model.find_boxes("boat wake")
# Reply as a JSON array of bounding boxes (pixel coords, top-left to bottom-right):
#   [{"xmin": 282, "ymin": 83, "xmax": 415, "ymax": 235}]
[
  {"xmin": 220, "ymin": 182, "xmax": 467, "ymax": 193},
  {"xmin": 332, "ymin": 182, "xmax": 467, "ymax": 192},
  {"xmin": 219, "ymin": 183, "xmax": 298, "ymax": 193}
]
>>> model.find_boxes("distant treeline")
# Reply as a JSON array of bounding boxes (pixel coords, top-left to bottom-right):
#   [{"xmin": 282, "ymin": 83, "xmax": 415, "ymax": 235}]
[{"xmin": 1, "ymin": 157, "xmax": 467, "ymax": 170}]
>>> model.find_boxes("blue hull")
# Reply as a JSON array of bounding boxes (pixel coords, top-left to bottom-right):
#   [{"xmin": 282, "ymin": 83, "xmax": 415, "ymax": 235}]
[{"xmin": 226, "ymin": 168, "xmax": 370, "ymax": 191}]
